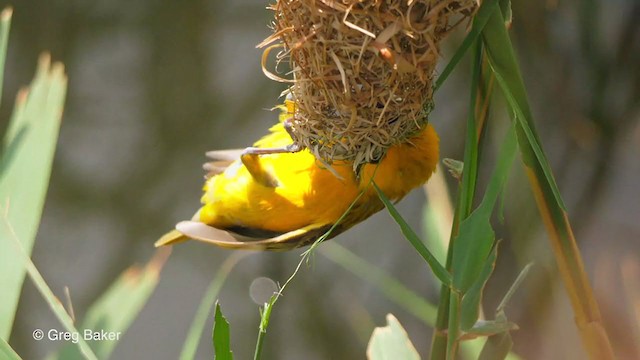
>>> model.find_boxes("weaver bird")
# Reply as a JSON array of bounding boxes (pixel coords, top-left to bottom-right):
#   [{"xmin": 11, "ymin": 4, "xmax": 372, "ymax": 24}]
[{"xmin": 155, "ymin": 100, "xmax": 439, "ymax": 251}]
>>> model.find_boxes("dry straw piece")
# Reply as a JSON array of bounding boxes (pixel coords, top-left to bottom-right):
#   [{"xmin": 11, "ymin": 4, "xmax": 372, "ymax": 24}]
[{"xmin": 260, "ymin": 0, "xmax": 478, "ymax": 169}]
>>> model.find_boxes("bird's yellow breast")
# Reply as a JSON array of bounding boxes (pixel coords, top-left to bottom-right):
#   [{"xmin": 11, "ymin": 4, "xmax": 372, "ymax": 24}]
[
  {"xmin": 198, "ymin": 116, "xmax": 439, "ymax": 236},
  {"xmin": 199, "ymin": 128, "xmax": 360, "ymax": 232}
]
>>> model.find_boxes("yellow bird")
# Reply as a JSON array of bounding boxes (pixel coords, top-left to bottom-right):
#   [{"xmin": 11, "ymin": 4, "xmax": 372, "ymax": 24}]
[{"xmin": 155, "ymin": 100, "xmax": 439, "ymax": 250}]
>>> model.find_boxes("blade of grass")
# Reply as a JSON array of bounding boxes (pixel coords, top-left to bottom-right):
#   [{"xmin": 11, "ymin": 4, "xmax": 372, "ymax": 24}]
[
  {"xmin": 453, "ymin": 44, "xmax": 484, "ymax": 220},
  {"xmin": 499, "ymin": 0, "xmax": 513, "ymax": 27},
  {"xmin": 481, "ymin": 10, "xmax": 563, "ymax": 210},
  {"xmin": 0, "ymin": 7, "xmax": 12, "ymax": 109},
  {"xmin": 180, "ymin": 253, "xmax": 246, "ymax": 360},
  {"xmin": 54, "ymin": 249, "xmax": 170, "ymax": 360},
  {"xmin": 0, "ymin": 126, "xmax": 28, "ymax": 183},
  {"xmin": 213, "ymin": 302, "xmax": 233, "ymax": 360},
  {"xmin": 481, "ymin": 7, "xmax": 614, "ymax": 359},
  {"xmin": 0, "ymin": 54, "xmax": 67, "ymax": 339},
  {"xmin": 374, "ymin": 182, "xmax": 452, "ymax": 287},
  {"xmin": 434, "ymin": 0, "xmax": 498, "ymax": 91},
  {"xmin": 319, "ymin": 242, "xmax": 437, "ymax": 325},
  {"xmin": 1, "ymin": 213, "xmax": 97, "ymax": 360},
  {"xmin": 0, "ymin": 336, "xmax": 21, "ymax": 360}
]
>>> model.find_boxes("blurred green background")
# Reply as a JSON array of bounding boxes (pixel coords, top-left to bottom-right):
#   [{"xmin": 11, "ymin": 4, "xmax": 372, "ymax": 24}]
[{"xmin": 3, "ymin": 0, "xmax": 639, "ymax": 359}]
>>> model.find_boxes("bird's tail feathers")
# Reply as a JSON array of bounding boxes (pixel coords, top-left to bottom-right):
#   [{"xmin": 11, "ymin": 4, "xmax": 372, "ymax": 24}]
[{"xmin": 155, "ymin": 229, "xmax": 189, "ymax": 247}]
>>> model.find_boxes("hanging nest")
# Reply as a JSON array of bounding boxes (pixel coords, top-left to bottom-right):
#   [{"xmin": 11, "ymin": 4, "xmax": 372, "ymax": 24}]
[{"xmin": 260, "ymin": 0, "xmax": 478, "ymax": 169}]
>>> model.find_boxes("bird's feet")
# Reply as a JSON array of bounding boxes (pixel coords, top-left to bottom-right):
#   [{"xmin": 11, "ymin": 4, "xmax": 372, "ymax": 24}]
[{"xmin": 242, "ymin": 117, "xmax": 303, "ymax": 155}]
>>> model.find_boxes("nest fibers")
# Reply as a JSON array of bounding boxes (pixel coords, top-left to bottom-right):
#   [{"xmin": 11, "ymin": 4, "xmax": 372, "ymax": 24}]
[{"xmin": 260, "ymin": 0, "xmax": 478, "ymax": 170}]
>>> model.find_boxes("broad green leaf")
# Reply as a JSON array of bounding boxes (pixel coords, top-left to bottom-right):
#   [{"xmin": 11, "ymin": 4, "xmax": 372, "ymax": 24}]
[
  {"xmin": 55, "ymin": 250, "xmax": 169, "ymax": 360},
  {"xmin": 181, "ymin": 253, "xmax": 245, "ymax": 360},
  {"xmin": 374, "ymin": 183, "xmax": 452, "ymax": 287},
  {"xmin": 366, "ymin": 314, "xmax": 420, "ymax": 360},
  {"xmin": 213, "ymin": 302, "xmax": 233, "ymax": 360},
  {"xmin": 451, "ymin": 125, "xmax": 516, "ymax": 294},
  {"xmin": 478, "ymin": 331, "xmax": 513, "ymax": 360},
  {"xmin": 319, "ymin": 243, "xmax": 437, "ymax": 325},
  {"xmin": 0, "ymin": 336, "xmax": 21, "ymax": 360},
  {"xmin": 460, "ymin": 243, "xmax": 498, "ymax": 330},
  {"xmin": 450, "ymin": 210, "xmax": 495, "ymax": 294},
  {"xmin": 0, "ymin": 54, "xmax": 67, "ymax": 339}
]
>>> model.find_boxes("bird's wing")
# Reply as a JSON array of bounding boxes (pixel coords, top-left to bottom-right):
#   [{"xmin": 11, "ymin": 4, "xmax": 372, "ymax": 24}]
[
  {"xmin": 203, "ymin": 119, "xmax": 292, "ymax": 179},
  {"xmin": 175, "ymin": 220, "xmax": 338, "ymax": 251},
  {"xmin": 205, "ymin": 149, "xmax": 244, "ymax": 161},
  {"xmin": 203, "ymin": 149, "xmax": 243, "ymax": 177}
]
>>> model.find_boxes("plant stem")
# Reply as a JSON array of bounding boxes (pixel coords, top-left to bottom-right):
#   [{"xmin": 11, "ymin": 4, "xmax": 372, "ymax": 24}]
[{"xmin": 430, "ymin": 39, "xmax": 487, "ymax": 360}]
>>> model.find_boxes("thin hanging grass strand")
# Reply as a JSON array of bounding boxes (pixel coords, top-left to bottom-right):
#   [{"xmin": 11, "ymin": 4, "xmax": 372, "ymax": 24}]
[{"xmin": 253, "ymin": 181, "xmax": 372, "ymax": 360}]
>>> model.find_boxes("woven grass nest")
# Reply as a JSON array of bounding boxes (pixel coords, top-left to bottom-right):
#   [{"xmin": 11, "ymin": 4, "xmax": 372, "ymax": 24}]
[{"xmin": 260, "ymin": 0, "xmax": 478, "ymax": 169}]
